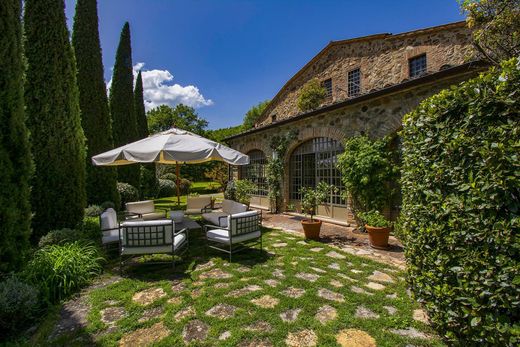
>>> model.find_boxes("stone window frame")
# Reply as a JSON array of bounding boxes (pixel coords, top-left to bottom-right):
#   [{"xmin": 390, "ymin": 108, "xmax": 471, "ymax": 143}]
[
  {"xmin": 321, "ymin": 78, "xmax": 333, "ymax": 99},
  {"xmin": 347, "ymin": 67, "xmax": 361, "ymax": 97}
]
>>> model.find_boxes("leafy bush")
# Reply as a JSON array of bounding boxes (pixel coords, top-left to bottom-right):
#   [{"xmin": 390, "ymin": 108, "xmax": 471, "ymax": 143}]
[
  {"xmin": 157, "ymin": 178, "xmax": 176, "ymax": 198},
  {"xmin": 159, "ymin": 172, "xmax": 177, "ymax": 181},
  {"xmin": 399, "ymin": 59, "xmax": 520, "ymax": 345},
  {"xmin": 140, "ymin": 165, "xmax": 158, "ymax": 199},
  {"xmin": 179, "ymin": 178, "xmax": 192, "ymax": 194},
  {"xmin": 117, "ymin": 182, "xmax": 139, "ymax": 208},
  {"xmin": 79, "ymin": 216, "xmax": 102, "ymax": 242},
  {"xmin": 297, "ymin": 78, "xmax": 327, "ymax": 112},
  {"xmin": 85, "ymin": 204, "xmax": 103, "ymax": 217},
  {"xmin": 233, "ymin": 179, "xmax": 256, "ymax": 205},
  {"xmin": 38, "ymin": 228, "xmax": 87, "ymax": 248},
  {"xmin": 337, "ymin": 135, "xmax": 398, "ymax": 212},
  {"xmin": 300, "ymin": 181, "xmax": 336, "ymax": 221},
  {"xmin": 24, "ymin": 242, "xmax": 104, "ymax": 303},
  {"xmin": 0, "ymin": 276, "xmax": 40, "ymax": 338},
  {"xmin": 357, "ymin": 210, "xmax": 390, "ymax": 228},
  {"xmin": 100, "ymin": 201, "xmax": 115, "ymax": 210},
  {"xmin": 224, "ymin": 180, "xmax": 236, "ymax": 201}
]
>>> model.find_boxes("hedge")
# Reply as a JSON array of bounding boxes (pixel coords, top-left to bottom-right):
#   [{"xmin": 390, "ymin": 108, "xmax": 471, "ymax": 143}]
[{"xmin": 399, "ymin": 59, "xmax": 519, "ymax": 345}]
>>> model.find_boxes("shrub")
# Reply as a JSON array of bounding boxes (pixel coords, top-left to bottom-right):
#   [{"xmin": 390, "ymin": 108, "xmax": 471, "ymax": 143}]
[
  {"xmin": 0, "ymin": 275, "xmax": 40, "ymax": 338},
  {"xmin": 38, "ymin": 228, "xmax": 87, "ymax": 248},
  {"xmin": 357, "ymin": 210, "xmax": 390, "ymax": 227},
  {"xmin": 160, "ymin": 172, "xmax": 177, "ymax": 181},
  {"xmin": 79, "ymin": 216, "xmax": 102, "ymax": 242},
  {"xmin": 300, "ymin": 181, "xmax": 336, "ymax": 221},
  {"xmin": 337, "ymin": 135, "xmax": 398, "ymax": 213},
  {"xmin": 117, "ymin": 182, "xmax": 139, "ymax": 208},
  {"xmin": 85, "ymin": 204, "xmax": 103, "ymax": 217},
  {"xmin": 179, "ymin": 178, "xmax": 192, "ymax": 194},
  {"xmin": 224, "ymin": 180, "xmax": 236, "ymax": 201},
  {"xmin": 157, "ymin": 179, "xmax": 176, "ymax": 198},
  {"xmin": 100, "ymin": 200, "xmax": 115, "ymax": 210},
  {"xmin": 234, "ymin": 179, "xmax": 256, "ymax": 205},
  {"xmin": 399, "ymin": 59, "xmax": 520, "ymax": 345},
  {"xmin": 297, "ymin": 78, "xmax": 327, "ymax": 112},
  {"xmin": 24, "ymin": 242, "xmax": 104, "ymax": 303}
]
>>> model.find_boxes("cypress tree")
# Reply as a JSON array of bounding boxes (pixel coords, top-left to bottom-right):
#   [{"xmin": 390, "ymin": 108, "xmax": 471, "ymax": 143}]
[
  {"xmin": 134, "ymin": 71, "xmax": 157, "ymax": 197},
  {"xmin": 0, "ymin": 0, "xmax": 33, "ymax": 271},
  {"xmin": 109, "ymin": 22, "xmax": 140, "ymax": 189},
  {"xmin": 24, "ymin": 0, "xmax": 87, "ymax": 238},
  {"xmin": 72, "ymin": 0, "xmax": 120, "ymax": 208}
]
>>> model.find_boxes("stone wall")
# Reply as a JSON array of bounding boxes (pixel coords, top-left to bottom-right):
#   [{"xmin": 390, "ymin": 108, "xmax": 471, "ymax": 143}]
[{"xmin": 257, "ymin": 22, "xmax": 474, "ymax": 127}]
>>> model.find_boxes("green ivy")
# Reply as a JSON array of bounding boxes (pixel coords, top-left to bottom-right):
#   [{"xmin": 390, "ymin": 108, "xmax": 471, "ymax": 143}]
[
  {"xmin": 399, "ymin": 58, "xmax": 520, "ymax": 345},
  {"xmin": 297, "ymin": 78, "xmax": 326, "ymax": 112}
]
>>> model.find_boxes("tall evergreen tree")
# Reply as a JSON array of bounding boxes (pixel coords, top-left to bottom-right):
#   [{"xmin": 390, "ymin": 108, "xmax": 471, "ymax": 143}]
[
  {"xmin": 109, "ymin": 22, "xmax": 140, "ymax": 189},
  {"xmin": 134, "ymin": 71, "xmax": 157, "ymax": 198},
  {"xmin": 0, "ymin": 0, "xmax": 33, "ymax": 271},
  {"xmin": 24, "ymin": 0, "xmax": 87, "ymax": 238},
  {"xmin": 72, "ymin": 0, "xmax": 120, "ymax": 208}
]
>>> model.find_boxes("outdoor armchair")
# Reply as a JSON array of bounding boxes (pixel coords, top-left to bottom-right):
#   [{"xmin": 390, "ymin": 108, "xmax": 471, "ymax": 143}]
[
  {"xmin": 185, "ymin": 195, "xmax": 213, "ymax": 215},
  {"xmin": 204, "ymin": 210, "xmax": 262, "ymax": 261},
  {"xmin": 100, "ymin": 208, "xmax": 119, "ymax": 246},
  {"xmin": 201, "ymin": 199, "xmax": 248, "ymax": 227},
  {"xmin": 124, "ymin": 200, "xmax": 168, "ymax": 220}
]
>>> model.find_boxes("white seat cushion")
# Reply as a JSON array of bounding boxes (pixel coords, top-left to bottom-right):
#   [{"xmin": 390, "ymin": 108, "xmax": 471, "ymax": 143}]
[
  {"xmin": 206, "ymin": 228, "xmax": 261, "ymax": 245},
  {"xmin": 102, "ymin": 228, "xmax": 119, "ymax": 244},
  {"xmin": 121, "ymin": 232, "xmax": 186, "ymax": 255},
  {"xmin": 141, "ymin": 212, "xmax": 166, "ymax": 220},
  {"xmin": 202, "ymin": 212, "xmax": 229, "ymax": 227}
]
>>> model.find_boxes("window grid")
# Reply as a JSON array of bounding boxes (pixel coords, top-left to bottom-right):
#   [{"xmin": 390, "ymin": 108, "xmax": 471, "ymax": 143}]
[
  {"xmin": 321, "ymin": 79, "xmax": 333, "ymax": 98},
  {"xmin": 347, "ymin": 68, "xmax": 361, "ymax": 97},
  {"xmin": 240, "ymin": 150, "xmax": 268, "ymax": 196},
  {"xmin": 289, "ymin": 138, "xmax": 345, "ymax": 206},
  {"xmin": 409, "ymin": 54, "xmax": 427, "ymax": 78}
]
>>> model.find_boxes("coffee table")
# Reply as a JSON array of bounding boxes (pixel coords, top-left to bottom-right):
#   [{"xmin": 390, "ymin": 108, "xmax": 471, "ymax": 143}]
[{"xmin": 171, "ymin": 215, "xmax": 201, "ymax": 231}]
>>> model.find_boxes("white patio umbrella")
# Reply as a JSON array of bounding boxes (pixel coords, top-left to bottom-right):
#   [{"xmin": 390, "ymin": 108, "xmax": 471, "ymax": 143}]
[{"xmin": 92, "ymin": 127, "xmax": 249, "ymax": 204}]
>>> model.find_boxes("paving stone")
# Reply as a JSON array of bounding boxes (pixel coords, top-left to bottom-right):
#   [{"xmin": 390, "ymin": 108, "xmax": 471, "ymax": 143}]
[
  {"xmin": 138, "ymin": 307, "xmax": 163, "ymax": 323},
  {"xmin": 182, "ymin": 319, "xmax": 209, "ymax": 343},
  {"xmin": 297, "ymin": 256, "xmax": 312, "ymax": 260},
  {"xmin": 330, "ymin": 279, "xmax": 344, "ymax": 288},
  {"xmin": 199, "ymin": 268, "xmax": 232, "ymax": 280},
  {"xmin": 336, "ymin": 328, "xmax": 376, "ymax": 347},
  {"xmin": 214, "ymin": 282, "xmax": 230, "ymax": 289},
  {"xmin": 280, "ymin": 308, "xmax": 302, "ymax": 322},
  {"xmin": 328, "ymin": 263, "xmax": 341, "ymax": 270},
  {"xmin": 273, "ymin": 242, "xmax": 288, "ymax": 248},
  {"xmin": 383, "ymin": 306, "xmax": 397, "ymax": 315},
  {"xmin": 318, "ymin": 288, "xmax": 345, "ymax": 302},
  {"xmin": 132, "ymin": 287, "xmax": 167, "ymax": 306},
  {"xmin": 315, "ymin": 305, "xmax": 337, "ymax": 324},
  {"xmin": 366, "ymin": 282, "xmax": 386, "ymax": 290},
  {"xmin": 238, "ymin": 338, "xmax": 273, "ymax": 347},
  {"xmin": 351, "ymin": 286, "xmax": 374, "ymax": 296},
  {"xmin": 245, "ymin": 320, "xmax": 273, "ymax": 332},
  {"xmin": 297, "ymin": 240, "xmax": 307, "ymax": 245},
  {"xmin": 413, "ymin": 309, "xmax": 429, "ymax": 324},
  {"xmin": 273, "ymin": 268, "xmax": 285, "ymax": 279},
  {"xmin": 191, "ymin": 288, "xmax": 203, "ymax": 298},
  {"xmin": 174, "ymin": 306, "xmax": 196, "ymax": 322},
  {"xmin": 368, "ymin": 270, "xmax": 394, "ymax": 283},
  {"xmin": 351, "ymin": 269, "xmax": 363, "ymax": 274},
  {"xmin": 286, "ymin": 237, "xmax": 296, "ymax": 240},
  {"xmin": 194, "ymin": 260, "xmax": 215, "ymax": 272},
  {"xmin": 282, "ymin": 287, "xmax": 306, "ymax": 298},
  {"xmin": 309, "ymin": 247, "xmax": 323, "ymax": 252},
  {"xmin": 264, "ymin": 279, "xmax": 280, "ymax": 287},
  {"xmin": 296, "ymin": 272, "xmax": 320, "ymax": 282},
  {"xmin": 171, "ymin": 281, "xmax": 187, "ymax": 292},
  {"xmin": 192, "ymin": 281, "xmax": 205, "ymax": 287},
  {"xmin": 356, "ymin": 249, "xmax": 372, "ymax": 256},
  {"xmin": 219, "ymin": 331, "xmax": 231, "ymax": 340},
  {"xmin": 100, "ymin": 307, "xmax": 126, "ymax": 324},
  {"xmin": 338, "ymin": 273, "xmax": 358, "ymax": 282},
  {"xmin": 167, "ymin": 296, "xmax": 182, "ymax": 305},
  {"xmin": 310, "ymin": 267, "xmax": 327, "ymax": 273},
  {"xmin": 205, "ymin": 304, "xmax": 237, "ymax": 319},
  {"xmin": 103, "ymin": 300, "xmax": 120, "ymax": 306},
  {"xmin": 386, "ymin": 293, "xmax": 398, "ymax": 299},
  {"xmin": 389, "ymin": 327, "xmax": 431, "ymax": 339},
  {"xmin": 251, "ymin": 295, "xmax": 279, "ymax": 308},
  {"xmin": 227, "ymin": 284, "xmax": 262, "ymax": 297},
  {"xmin": 355, "ymin": 306, "xmax": 380, "ymax": 319},
  {"xmin": 285, "ymin": 329, "xmax": 318, "ymax": 347},
  {"xmin": 236, "ymin": 266, "xmax": 251, "ymax": 272},
  {"xmin": 119, "ymin": 322, "xmax": 169, "ymax": 347},
  {"xmin": 326, "ymin": 251, "xmax": 346, "ymax": 259}
]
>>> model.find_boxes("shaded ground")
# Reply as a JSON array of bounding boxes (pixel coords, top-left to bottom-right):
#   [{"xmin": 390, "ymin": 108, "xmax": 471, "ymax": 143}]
[{"xmin": 31, "ymin": 225, "xmax": 439, "ymax": 347}]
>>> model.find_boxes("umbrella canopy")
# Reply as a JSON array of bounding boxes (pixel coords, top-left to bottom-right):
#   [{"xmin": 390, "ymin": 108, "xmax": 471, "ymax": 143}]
[{"xmin": 92, "ymin": 127, "xmax": 249, "ymax": 166}]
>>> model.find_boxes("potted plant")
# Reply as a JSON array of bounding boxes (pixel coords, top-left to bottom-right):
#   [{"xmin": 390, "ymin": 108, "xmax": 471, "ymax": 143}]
[
  {"xmin": 358, "ymin": 210, "xmax": 392, "ymax": 249},
  {"xmin": 300, "ymin": 182, "xmax": 336, "ymax": 240}
]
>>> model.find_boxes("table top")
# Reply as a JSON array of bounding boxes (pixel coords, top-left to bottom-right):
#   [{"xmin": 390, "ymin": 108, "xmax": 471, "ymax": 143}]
[{"xmin": 173, "ymin": 216, "xmax": 201, "ymax": 231}]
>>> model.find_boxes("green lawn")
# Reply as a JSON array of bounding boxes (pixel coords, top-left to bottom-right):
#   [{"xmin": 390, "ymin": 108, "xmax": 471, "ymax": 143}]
[
  {"xmin": 34, "ymin": 225, "xmax": 442, "ymax": 346},
  {"xmin": 154, "ymin": 181, "xmax": 223, "ymax": 212}
]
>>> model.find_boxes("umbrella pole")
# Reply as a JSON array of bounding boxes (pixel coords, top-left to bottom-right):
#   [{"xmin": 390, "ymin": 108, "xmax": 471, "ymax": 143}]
[{"xmin": 176, "ymin": 162, "xmax": 180, "ymax": 206}]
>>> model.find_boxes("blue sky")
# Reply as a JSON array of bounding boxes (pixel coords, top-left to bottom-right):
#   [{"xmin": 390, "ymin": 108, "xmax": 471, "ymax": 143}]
[{"xmin": 64, "ymin": 0, "xmax": 465, "ymax": 130}]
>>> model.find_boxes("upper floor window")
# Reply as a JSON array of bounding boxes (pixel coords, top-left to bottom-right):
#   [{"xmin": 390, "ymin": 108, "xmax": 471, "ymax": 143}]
[
  {"xmin": 409, "ymin": 54, "xmax": 427, "ymax": 78},
  {"xmin": 347, "ymin": 68, "xmax": 361, "ymax": 97},
  {"xmin": 321, "ymin": 78, "xmax": 333, "ymax": 98}
]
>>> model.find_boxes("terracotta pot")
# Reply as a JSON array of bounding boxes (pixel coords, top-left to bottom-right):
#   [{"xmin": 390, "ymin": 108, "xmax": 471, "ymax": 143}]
[
  {"xmin": 365, "ymin": 224, "xmax": 391, "ymax": 249},
  {"xmin": 302, "ymin": 219, "xmax": 322, "ymax": 240}
]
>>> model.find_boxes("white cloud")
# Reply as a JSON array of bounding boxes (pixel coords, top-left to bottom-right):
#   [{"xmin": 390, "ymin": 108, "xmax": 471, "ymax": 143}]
[
  {"xmin": 133, "ymin": 62, "xmax": 213, "ymax": 111},
  {"xmin": 106, "ymin": 62, "xmax": 213, "ymax": 111}
]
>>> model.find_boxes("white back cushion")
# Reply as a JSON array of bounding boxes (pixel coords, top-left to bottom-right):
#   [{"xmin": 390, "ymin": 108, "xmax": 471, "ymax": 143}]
[
  {"xmin": 222, "ymin": 199, "xmax": 234, "ymax": 214},
  {"xmin": 187, "ymin": 196, "xmax": 212, "ymax": 209},
  {"xmin": 126, "ymin": 200, "xmax": 154, "ymax": 214},
  {"xmin": 100, "ymin": 208, "xmax": 117, "ymax": 230},
  {"xmin": 230, "ymin": 201, "xmax": 247, "ymax": 214}
]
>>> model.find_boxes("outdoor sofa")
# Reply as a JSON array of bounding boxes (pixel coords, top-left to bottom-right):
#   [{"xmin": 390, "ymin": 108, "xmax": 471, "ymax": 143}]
[{"xmin": 201, "ymin": 199, "xmax": 248, "ymax": 227}]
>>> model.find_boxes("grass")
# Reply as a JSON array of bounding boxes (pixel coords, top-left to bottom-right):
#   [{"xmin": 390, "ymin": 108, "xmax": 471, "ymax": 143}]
[
  {"xmin": 154, "ymin": 181, "xmax": 223, "ymax": 212},
  {"xmin": 31, "ymin": 223, "xmax": 444, "ymax": 346}
]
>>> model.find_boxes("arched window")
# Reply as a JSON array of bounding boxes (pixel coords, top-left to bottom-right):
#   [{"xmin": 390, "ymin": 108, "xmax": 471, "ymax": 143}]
[
  {"xmin": 289, "ymin": 137, "xmax": 345, "ymax": 205},
  {"xmin": 240, "ymin": 150, "xmax": 268, "ymax": 196}
]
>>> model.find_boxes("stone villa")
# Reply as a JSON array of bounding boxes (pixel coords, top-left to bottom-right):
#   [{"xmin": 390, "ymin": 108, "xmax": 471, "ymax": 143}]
[{"xmin": 226, "ymin": 21, "xmax": 486, "ymax": 225}]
